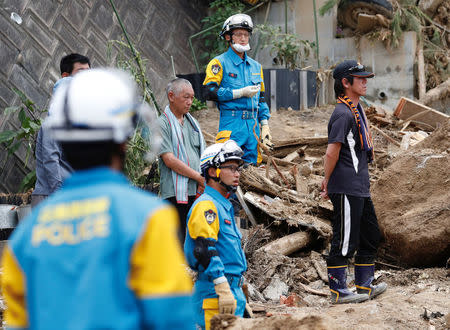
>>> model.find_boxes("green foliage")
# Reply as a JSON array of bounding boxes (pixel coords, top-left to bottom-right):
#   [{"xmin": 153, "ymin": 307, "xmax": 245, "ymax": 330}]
[
  {"xmin": 256, "ymin": 24, "xmax": 316, "ymax": 70},
  {"xmin": 198, "ymin": 0, "xmax": 247, "ymax": 69},
  {"xmin": 123, "ymin": 127, "xmax": 151, "ymax": 186},
  {"xmin": 190, "ymin": 97, "xmax": 207, "ymax": 112},
  {"xmin": 0, "ymin": 88, "xmax": 45, "ymax": 192},
  {"xmin": 319, "ymin": 0, "xmax": 339, "ymax": 16},
  {"xmin": 108, "ymin": 40, "xmax": 157, "ymax": 113},
  {"xmin": 389, "ymin": 1, "xmax": 427, "ymax": 48},
  {"xmin": 108, "ymin": 40, "xmax": 157, "ymax": 187},
  {"xmin": 19, "ymin": 170, "xmax": 36, "ymax": 193}
]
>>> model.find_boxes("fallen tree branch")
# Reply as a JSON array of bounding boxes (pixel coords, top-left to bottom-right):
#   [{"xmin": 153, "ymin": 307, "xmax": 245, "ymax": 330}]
[
  {"xmin": 299, "ymin": 282, "xmax": 328, "ymax": 297},
  {"xmin": 419, "ymin": 78, "xmax": 450, "ymax": 106}
]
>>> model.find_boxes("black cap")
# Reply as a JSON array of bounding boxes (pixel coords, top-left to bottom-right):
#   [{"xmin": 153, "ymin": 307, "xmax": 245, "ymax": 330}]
[{"xmin": 333, "ymin": 60, "xmax": 374, "ymax": 80}]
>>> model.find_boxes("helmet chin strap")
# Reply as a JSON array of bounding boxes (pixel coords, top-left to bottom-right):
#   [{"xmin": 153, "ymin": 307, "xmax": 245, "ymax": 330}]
[{"xmin": 212, "ymin": 168, "xmax": 237, "ymax": 193}]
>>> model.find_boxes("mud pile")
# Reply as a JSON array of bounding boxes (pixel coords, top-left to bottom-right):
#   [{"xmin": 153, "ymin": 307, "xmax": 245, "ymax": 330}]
[{"xmin": 372, "ymin": 119, "xmax": 450, "ymax": 266}]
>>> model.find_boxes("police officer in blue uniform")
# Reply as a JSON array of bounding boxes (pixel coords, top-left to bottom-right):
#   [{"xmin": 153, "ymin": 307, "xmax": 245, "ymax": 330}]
[
  {"xmin": 1, "ymin": 69, "xmax": 194, "ymax": 329},
  {"xmin": 184, "ymin": 140, "xmax": 249, "ymax": 329},
  {"xmin": 203, "ymin": 14, "xmax": 272, "ymax": 164}
]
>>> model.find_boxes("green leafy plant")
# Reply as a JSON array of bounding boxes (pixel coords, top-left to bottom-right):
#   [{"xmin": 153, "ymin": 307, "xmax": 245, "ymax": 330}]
[
  {"xmin": 319, "ymin": 0, "xmax": 339, "ymax": 16},
  {"xmin": 0, "ymin": 88, "xmax": 45, "ymax": 192},
  {"xmin": 190, "ymin": 97, "xmax": 207, "ymax": 112},
  {"xmin": 107, "ymin": 40, "xmax": 158, "ymax": 187},
  {"xmin": 256, "ymin": 24, "xmax": 316, "ymax": 70},
  {"xmin": 198, "ymin": 0, "xmax": 247, "ymax": 69}
]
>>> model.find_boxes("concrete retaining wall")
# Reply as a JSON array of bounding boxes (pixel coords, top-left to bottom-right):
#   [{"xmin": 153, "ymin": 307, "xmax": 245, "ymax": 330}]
[{"xmin": 0, "ymin": 0, "xmax": 207, "ymax": 193}]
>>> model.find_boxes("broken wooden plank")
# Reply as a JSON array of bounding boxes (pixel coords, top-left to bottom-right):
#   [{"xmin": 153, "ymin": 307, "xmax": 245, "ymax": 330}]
[
  {"xmin": 257, "ymin": 231, "xmax": 311, "ymax": 256},
  {"xmin": 312, "ymin": 259, "xmax": 328, "ymax": 283},
  {"xmin": 265, "ymin": 156, "xmax": 271, "ymax": 178},
  {"xmin": 275, "ymin": 136, "xmax": 328, "ymax": 148},
  {"xmin": 281, "ymin": 148, "xmax": 304, "ymax": 163},
  {"xmin": 394, "ymin": 97, "xmax": 449, "ymax": 129},
  {"xmin": 271, "ymin": 158, "xmax": 290, "ymax": 186},
  {"xmin": 298, "ymin": 282, "xmax": 329, "ymax": 297},
  {"xmin": 372, "ymin": 115, "xmax": 393, "ymax": 126},
  {"xmin": 417, "ymin": 38, "xmax": 426, "ymax": 100},
  {"xmin": 236, "ymin": 186, "xmax": 257, "ymax": 227},
  {"xmin": 261, "ymin": 155, "xmax": 295, "ymax": 167},
  {"xmin": 370, "ymin": 125, "xmax": 401, "ymax": 147}
]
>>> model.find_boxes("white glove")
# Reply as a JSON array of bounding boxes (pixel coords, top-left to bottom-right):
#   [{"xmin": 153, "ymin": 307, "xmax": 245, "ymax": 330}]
[
  {"xmin": 232, "ymin": 85, "xmax": 260, "ymax": 99},
  {"xmin": 260, "ymin": 123, "xmax": 273, "ymax": 149}
]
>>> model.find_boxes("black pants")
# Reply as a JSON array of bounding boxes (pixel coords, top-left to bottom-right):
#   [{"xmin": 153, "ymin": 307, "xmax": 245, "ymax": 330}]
[
  {"xmin": 327, "ymin": 194, "xmax": 381, "ymax": 266},
  {"xmin": 165, "ymin": 195, "xmax": 196, "ymax": 244}
]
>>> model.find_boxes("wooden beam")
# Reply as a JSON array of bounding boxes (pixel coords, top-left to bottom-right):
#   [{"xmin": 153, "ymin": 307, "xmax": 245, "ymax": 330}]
[
  {"xmin": 257, "ymin": 231, "xmax": 311, "ymax": 255},
  {"xmin": 275, "ymin": 136, "xmax": 328, "ymax": 148}
]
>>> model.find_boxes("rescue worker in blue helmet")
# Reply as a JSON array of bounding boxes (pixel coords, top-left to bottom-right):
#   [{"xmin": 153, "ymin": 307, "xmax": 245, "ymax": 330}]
[
  {"xmin": 203, "ymin": 14, "xmax": 272, "ymax": 165},
  {"xmin": 1, "ymin": 68, "xmax": 194, "ymax": 329},
  {"xmin": 184, "ymin": 140, "xmax": 250, "ymax": 329}
]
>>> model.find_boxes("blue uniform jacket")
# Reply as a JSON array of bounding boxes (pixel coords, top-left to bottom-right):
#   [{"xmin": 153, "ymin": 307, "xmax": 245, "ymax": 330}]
[
  {"xmin": 184, "ymin": 185, "xmax": 247, "ymax": 281},
  {"xmin": 2, "ymin": 167, "xmax": 194, "ymax": 330},
  {"xmin": 203, "ymin": 47, "xmax": 270, "ymax": 123}
]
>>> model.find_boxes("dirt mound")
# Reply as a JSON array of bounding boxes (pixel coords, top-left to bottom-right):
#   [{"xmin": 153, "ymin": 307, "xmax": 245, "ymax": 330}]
[{"xmin": 372, "ymin": 119, "xmax": 450, "ymax": 266}]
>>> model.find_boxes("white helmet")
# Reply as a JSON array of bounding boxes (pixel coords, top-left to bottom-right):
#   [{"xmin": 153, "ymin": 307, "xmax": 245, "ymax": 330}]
[
  {"xmin": 200, "ymin": 140, "xmax": 244, "ymax": 177},
  {"xmin": 219, "ymin": 13, "xmax": 253, "ymax": 39},
  {"xmin": 45, "ymin": 69, "xmax": 145, "ymax": 142},
  {"xmin": 44, "ymin": 68, "xmax": 160, "ymax": 161}
]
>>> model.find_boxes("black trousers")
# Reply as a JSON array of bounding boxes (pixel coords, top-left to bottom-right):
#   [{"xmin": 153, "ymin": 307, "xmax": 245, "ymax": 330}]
[
  {"xmin": 165, "ymin": 195, "xmax": 196, "ymax": 244},
  {"xmin": 327, "ymin": 194, "xmax": 381, "ymax": 266}
]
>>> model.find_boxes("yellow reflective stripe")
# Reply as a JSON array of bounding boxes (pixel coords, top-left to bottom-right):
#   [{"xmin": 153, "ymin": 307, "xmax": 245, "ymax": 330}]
[
  {"xmin": 128, "ymin": 206, "xmax": 192, "ymax": 297},
  {"xmin": 330, "ymin": 288, "xmax": 339, "ymax": 303},
  {"xmin": 355, "ymin": 285, "xmax": 372, "ymax": 296},
  {"xmin": 327, "ymin": 265, "xmax": 347, "ymax": 269},
  {"xmin": 354, "ymin": 263, "xmax": 374, "ymax": 266},
  {"xmin": 203, "ymin": 59, "xmax": 223, "ymax": 86},
  {"xmin": 203, "ymin": 298, "xmax": 219, "ymax": 330},
  {"xmin": 260, "ymin": 66, "xmax": 266, "ymax": 92},
  {"xmin": 188, "ymin": 201, "xmax": 220, "ymax": 240},
  {"xmin": 215, "ymin": 130, "xmax": 231, "ymax": 143},
  {"xmin": 1, "ymin": 245, "xmax": 28, "ymax": 328}
]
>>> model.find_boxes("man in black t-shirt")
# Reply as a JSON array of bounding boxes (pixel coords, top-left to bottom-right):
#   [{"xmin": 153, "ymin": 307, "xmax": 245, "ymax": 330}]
[{"xmin": 321, "ymin": 60, "xmax": 387, "ymax": 304}]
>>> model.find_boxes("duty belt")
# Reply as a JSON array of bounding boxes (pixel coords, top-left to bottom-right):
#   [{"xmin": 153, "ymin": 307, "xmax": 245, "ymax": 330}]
[
  {"xmin": 225, "ymin": 274, "xmax": 244, "ymax": 288},
  {"xmin": 220, "ymin": 110, "xmax": 256, "ymax": 120}
]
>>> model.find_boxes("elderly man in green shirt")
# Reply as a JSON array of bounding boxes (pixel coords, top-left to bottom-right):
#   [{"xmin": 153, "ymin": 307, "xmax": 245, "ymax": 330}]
[{"xmin": 158, "ymin": 78, "xmax": 206, "ymax": 242}]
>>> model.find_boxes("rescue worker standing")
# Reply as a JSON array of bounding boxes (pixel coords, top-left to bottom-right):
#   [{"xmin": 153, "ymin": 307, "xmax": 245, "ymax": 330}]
[
  {"xmin": 184, "ymin": 140, "xmax": 248, "ymax": 329},
  {"xmin": 1, "ymin": 69, "xmax": 194, "ymax": 329},
  {"xmin": 203, "ymin": 14, "xmax": 272, "ymax": 164},
  {"xmin": 321, "ymin": 60, "xmax": 387, "ymax": 304}
]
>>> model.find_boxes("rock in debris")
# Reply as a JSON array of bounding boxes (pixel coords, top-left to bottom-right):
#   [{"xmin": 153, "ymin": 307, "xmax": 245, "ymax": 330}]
[{"xmin": 262, "ymin": 277, "xmax": 289, "ymax": 301}]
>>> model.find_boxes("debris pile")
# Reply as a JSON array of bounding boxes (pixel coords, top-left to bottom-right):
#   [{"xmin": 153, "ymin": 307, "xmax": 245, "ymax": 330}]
[{"xmin": 210, "ymin": 99, "xmax": 450, "ymax": 306}]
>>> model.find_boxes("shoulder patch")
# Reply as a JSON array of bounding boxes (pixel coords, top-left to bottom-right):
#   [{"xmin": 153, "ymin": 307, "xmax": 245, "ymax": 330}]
[
  {"xmin": 204, "ymin": 209, "xmax": 217, "ymax": 224},
  {"xmin": 211, "ymin": 64, "xmax": 221, "ymax": 75}
]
